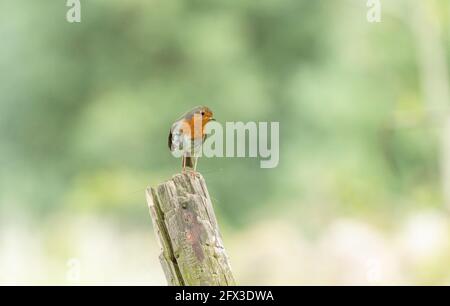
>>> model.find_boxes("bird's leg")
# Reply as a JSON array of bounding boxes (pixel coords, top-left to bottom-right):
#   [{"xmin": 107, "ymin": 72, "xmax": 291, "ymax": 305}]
[
  {"xmin": 182, "ymin": 155, "xmax": 186, "ymax": 173},
  {"xmin": 190, "ymin": 157, "xmax": 198, "ymax": 178},
  {"xmin": 183, "ymin": 154, "xmax": 197, "ymax": 178}
]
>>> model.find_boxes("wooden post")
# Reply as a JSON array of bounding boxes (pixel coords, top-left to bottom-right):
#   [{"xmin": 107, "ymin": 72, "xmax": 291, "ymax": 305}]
[{"xmin": 146, "ymin": 172, "xmax": 235, "ymax": 286}]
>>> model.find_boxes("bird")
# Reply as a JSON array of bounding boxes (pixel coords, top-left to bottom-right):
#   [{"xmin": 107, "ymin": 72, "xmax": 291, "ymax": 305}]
[{"xmin": 168, "ymin": 106, "xmax": 215, "ymax": 173}]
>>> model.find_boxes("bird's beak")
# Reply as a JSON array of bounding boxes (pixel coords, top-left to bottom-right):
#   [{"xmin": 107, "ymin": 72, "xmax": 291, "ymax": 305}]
[{"xmin": 210, "ymin": 118, "xmax": 216, "ymax": 121}]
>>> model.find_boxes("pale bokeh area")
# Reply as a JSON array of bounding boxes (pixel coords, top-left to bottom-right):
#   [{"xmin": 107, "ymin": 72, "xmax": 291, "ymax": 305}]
[
  {"xmin": 1, "ymin": 0, "xmax": 450, "ymax": 285},
  {"xmin": 1, "ymin": 212, "xmax": 449, "ymax": 285}
]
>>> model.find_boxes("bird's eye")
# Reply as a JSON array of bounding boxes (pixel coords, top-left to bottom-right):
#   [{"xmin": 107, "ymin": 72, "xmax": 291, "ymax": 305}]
[{"xmin": 201, "ymin": 112, "xmax": 205, "ymax": 116}]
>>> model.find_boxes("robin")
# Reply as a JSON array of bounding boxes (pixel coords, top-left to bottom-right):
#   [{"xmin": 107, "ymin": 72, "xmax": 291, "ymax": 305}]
[{"xmin": 168, "ymin": 106, "xmax": 215, "ymax": 172}]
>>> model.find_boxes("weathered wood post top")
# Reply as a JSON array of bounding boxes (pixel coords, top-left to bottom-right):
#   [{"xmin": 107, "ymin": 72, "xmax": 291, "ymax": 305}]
[{"xmin": 146, "ymin": 172, "xmax": 235, "ymax": 286}]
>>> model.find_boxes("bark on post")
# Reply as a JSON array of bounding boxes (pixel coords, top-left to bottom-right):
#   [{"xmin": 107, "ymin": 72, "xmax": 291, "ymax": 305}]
[{"xmin": 146, "ymin": 172, "xmax": 235, "ymax": 286}]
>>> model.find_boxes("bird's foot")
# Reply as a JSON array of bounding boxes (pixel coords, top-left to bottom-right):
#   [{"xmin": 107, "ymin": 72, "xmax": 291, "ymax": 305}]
[{"xmin": 183, "ymin": 168, "xmax": 198, "ymax": 178}]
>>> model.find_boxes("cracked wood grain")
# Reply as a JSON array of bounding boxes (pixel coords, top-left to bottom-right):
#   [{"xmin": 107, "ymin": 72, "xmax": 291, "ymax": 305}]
[{"xmin": 146, "ymin": 172, "xmax": 235, "ymax": 286}]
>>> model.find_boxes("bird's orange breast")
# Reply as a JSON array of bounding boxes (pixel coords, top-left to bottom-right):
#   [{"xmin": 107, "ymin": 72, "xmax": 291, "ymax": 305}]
[{"xmin": 180, "ymin": 117, "xmax": 207, "ymax": 140}]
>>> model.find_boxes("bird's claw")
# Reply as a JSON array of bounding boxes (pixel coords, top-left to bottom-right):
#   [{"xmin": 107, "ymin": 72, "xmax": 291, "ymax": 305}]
[{"xmin": 182, "ymin": 168, "xmax": 198, "ymax": 178}]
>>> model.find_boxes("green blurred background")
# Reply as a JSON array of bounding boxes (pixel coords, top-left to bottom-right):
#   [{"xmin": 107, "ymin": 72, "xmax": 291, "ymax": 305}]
[{"xmin": 1, "ymin": 0, "xmax": 450, "ymax": 285}]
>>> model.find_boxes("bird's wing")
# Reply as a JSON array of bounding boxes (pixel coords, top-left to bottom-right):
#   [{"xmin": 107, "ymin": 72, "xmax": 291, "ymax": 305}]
[{"xmin": 169, "ymin": 121, "xmax": 187, "ymax": 152}]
